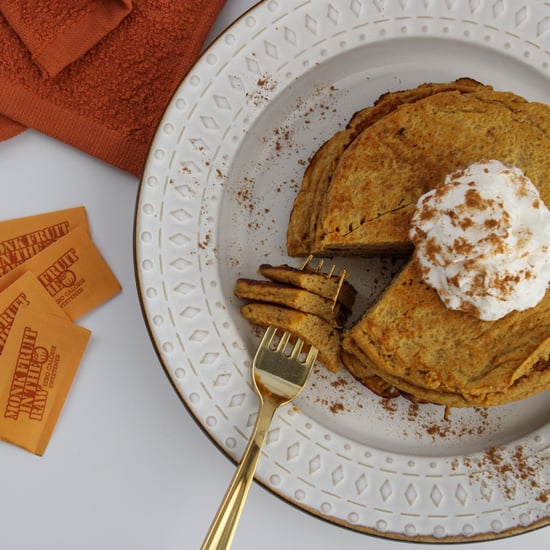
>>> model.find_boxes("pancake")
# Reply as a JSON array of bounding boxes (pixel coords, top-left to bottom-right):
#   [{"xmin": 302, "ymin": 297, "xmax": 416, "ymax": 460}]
[
  {"xmin": 340, "ymin": 350, "xmax": 400, "ymax": 398},
  {"xmin": 258, "ymin": 263, "xmax": 356, "ymax": 312},
  {"xmin": 342, "ymin": 260, "xmax": 550, "ymax": 408},
  {"xmin": 240, "ymin": 303, "xmax": 341, "ymax": 372},
  {"xmin": 286, "ymin": 78, "xmax": 488, "ymax": 256},
  {"xmin": 235, "ymin": 278, "xmax": 344, "ymax": 325},
  {"xmin": 310, "ymin": 88, "xmax": 550, "ymax": 256}
]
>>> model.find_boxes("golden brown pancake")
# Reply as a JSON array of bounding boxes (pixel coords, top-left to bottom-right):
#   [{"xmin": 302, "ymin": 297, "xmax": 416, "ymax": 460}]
[
  {"xmin": 309, "ymin": 88, "xmax": 550, "ymax": 256},
  {"xmin": 235, "ymin": 278, "xmax": 343, "ymax": 325},
  {"xmin": 258, "ymin": 263, "xmax": 356, "ymax": 312},
  {"xmin": 342, "ymin": 260, "xmax": 550, "ymax": 407},
  {"xmin": 240, "ymin": 303, "xmax": 341, "ymax": 372},
  {"xmin": 286, "ymin": 78, "xmax": 487, "ymax": 256}
]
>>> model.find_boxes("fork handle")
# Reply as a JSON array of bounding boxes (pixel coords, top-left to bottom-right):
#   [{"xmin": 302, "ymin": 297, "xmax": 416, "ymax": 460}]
[{"xmin": 201, "ymin": 397, "xmax": 279, "ymax": 550}]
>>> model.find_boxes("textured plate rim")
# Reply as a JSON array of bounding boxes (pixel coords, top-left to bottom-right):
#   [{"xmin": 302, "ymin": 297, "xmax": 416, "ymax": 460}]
[{"xmin": 134, "ymin": 0, "xmax": 550, "ymax": 542}]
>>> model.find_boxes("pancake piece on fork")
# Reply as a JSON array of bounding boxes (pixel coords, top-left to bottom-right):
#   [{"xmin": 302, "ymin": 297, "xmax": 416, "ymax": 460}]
[
  {"xmin": 235, "ymin": 278, "xmax": 345, "ymax": 326},
  {"xmin": 240, "ymin": 303, "xmax": 342, "ymax": 373},
  {"xmin": 235, "ymin": 257, "xmax": 354, "ymax": 374}
]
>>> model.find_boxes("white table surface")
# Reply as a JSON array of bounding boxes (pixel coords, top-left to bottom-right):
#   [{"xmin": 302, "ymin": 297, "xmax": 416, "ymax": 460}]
[{"xmin": 0, "ymin": 1, "xmax": 547, "ymax": 549}]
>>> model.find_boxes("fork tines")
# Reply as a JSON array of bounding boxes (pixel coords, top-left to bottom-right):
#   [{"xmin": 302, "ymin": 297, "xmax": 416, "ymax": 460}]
[
  {"xmin": 262, "ymin": 326, "xmax": 317, "ymax": 364},
  {"xmin": 299, "ymin": 254, "xmax": 348, "ymax": 310}
]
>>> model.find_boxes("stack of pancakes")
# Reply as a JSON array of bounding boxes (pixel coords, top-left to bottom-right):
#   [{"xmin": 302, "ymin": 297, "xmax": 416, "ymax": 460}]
[{"xmin": 286, "ymin": 79, "xmax": 550, "ymax": 408}]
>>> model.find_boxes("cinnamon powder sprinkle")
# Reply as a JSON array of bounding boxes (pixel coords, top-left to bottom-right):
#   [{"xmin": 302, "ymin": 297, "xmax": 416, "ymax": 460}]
[{"xmin": 449, "ymin": 441, "xmax": 549, "ymax": 504}]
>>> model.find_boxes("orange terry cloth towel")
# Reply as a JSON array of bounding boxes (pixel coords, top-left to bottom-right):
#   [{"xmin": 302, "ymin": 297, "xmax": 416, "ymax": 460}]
[{"xmin": 0, "ymin": 0, "xmax": 226, "ymax": 176}]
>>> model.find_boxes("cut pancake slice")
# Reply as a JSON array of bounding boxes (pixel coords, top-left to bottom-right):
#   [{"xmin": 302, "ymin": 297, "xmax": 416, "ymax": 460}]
[
  {"xmin": 286, "ymin": 78, "xmax": 488, "ymax": 256},
  {"xmin": 343, "ymin": 260, "xmax": 550, "ymax": 407},
  {"xmin": 240, "ymin": 303, "xmax": 341, "ymax": 372},
  {"xmin": 235, "ymin": 278, "xmax": 343, "ymax": 326},
  {"xmin": 311, "ymin": 88, "xmax": 550, "ymax": 256},
  {"xmin": 258, "ymin": 263, "xmax": 356, "ymax": 312}
]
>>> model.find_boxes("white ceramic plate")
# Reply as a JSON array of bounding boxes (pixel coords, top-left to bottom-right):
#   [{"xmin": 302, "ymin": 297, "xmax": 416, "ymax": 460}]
[{"xmin": 135, "ymin": 0, "xmax": 550, "ymax": 542}]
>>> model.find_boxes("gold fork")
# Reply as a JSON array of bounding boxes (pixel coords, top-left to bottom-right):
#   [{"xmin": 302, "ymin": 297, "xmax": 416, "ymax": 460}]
[{"xmin": 201, "ymin": 326, "xmax": 318, "ymax": 550}]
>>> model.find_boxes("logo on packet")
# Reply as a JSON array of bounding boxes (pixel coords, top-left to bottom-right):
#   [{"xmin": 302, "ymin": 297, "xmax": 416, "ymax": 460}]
[
  {"xmin": 0, "ymin": 224, "xmax": 121, "ymax": 322},
  {"xmin": 0, "ymin": 222, "xmax": 71, "ymax": 276},
  {"xmin": 3, "ymin": 326, "xmax": 54, "ymax": 422},
  {"xmin": 0, "ymin": 293, "xmax": 30, "ymax": 350},
  {"xmin": 0, "ymin": 305, "xmax": 91, "ymax": 455},
  {"xmin": 37, "ymin": 248, "xmax": 83, "ymax": 304}
]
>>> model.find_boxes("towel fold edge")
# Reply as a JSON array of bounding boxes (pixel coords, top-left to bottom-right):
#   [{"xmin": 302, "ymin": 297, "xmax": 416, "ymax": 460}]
[
  {"xmin": 0, "ymin": 77, "xmax": 146, "ymax": 176},
  {"xmin": 32, "ymin": 0, "xmax": 134, "ymax": 77},
  {"xmin": 0, "ymin": 0, "xmax": 133, "ymax": 77}
]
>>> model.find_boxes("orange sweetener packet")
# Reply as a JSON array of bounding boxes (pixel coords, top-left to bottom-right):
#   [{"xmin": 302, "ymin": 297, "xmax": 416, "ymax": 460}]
[
  {"xmin": 0, "ymin": 307, "xmax": 91, "ymax": 455},
  {"xmin": 0, "ymin": 207, "xmax": 89, "ymax": 277},
  {"xmin": 0, "ymin": 225, "xmax": 121, "ymax": 320},
  {"xmin": 0, "ymin": 271, "xmax": 69, "ymax": 354}
]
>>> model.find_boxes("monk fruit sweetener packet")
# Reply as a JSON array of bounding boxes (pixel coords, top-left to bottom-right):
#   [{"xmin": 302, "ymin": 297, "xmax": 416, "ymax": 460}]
[
  {"xmin": 0, "ymin": 207, "xmax": 88, "ymax": 277},
  {"xmin": 0, "ymin": 226, "xmax": 121, "ymax": 320},
  {"xmin": 0, "ymin": 307, "xmax": 91, "ymax": 455},
  {"xmin": 0, "ymin": 272, "xmax": 69, "ymax": 354}
]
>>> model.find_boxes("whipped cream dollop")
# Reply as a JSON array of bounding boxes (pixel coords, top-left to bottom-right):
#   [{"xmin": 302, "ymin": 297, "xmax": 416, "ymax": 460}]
[{"xmin": 409, "ymin": 160, "xmax": 550, "ymax": 321}]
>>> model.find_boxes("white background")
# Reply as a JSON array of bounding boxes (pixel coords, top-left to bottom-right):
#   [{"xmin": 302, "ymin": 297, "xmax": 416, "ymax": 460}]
[{"xmin": 0, "ymin": 1, "xmax": 547, "ymax": 548}]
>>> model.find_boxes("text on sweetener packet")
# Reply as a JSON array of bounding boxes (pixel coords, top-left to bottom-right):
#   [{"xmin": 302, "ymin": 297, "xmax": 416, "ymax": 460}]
[
  {"xmin": 0, "ymin": 307, "xmax": 91, "ymax": 455},
  {"xmin": 0, "ymin": 225, "xmax": 121, "ymax": 320},
  {"xmin": 0, "ymin": 207, "xmax": 89, "ymax": 277},
  {"xmin": 0, "ymin": 271, "xmax": 69, "ymax": 354}
]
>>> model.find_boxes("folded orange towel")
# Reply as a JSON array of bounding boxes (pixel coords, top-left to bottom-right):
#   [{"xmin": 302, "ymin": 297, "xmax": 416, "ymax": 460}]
[
  {"xmin": 0, "ymin": 0, "xmax": 133, "ymax": 78},
  {"xmin": 0, "ymin": 0, "xmax": 226, "ymax": 176}
]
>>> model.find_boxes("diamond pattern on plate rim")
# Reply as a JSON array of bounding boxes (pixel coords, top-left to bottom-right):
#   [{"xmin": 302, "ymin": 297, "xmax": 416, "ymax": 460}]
[{"xmin": 135, "ymin": 0, "xmax": 550, "ymax": 541}]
